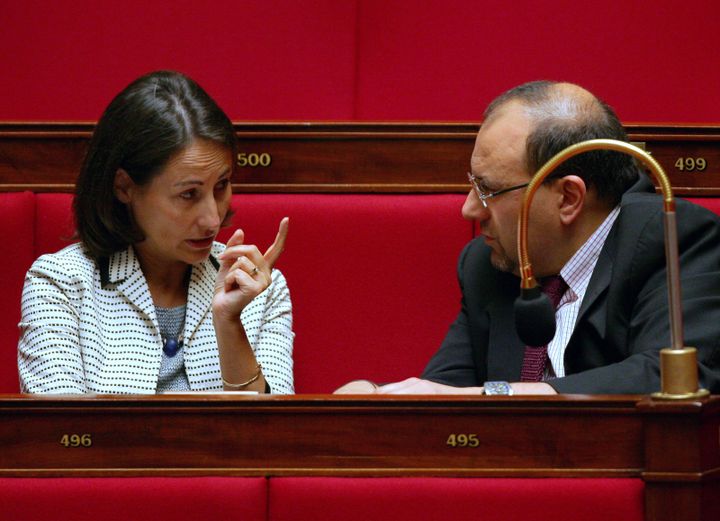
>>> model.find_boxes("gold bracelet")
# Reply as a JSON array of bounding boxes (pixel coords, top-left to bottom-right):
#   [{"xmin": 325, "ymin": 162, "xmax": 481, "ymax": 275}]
[{"xmin": 222, "ymin": 364, "xmax": 262, "ymax": 389}]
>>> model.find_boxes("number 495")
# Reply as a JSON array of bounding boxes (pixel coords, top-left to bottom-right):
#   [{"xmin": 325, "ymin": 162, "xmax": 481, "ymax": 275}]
[{"xmin": 446, "ymin": 433, "xmax": 479, "ymax": 448}]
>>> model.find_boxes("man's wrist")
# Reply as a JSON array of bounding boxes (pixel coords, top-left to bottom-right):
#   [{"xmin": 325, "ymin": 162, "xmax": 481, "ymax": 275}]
[{"xmin": 482, "ymin": 381, "xmax": 514, "ymax": 395}]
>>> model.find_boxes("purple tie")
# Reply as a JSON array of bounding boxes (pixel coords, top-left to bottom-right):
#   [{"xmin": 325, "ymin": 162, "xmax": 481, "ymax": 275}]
[{"xmin": 520, "ymin": 275, "xmax": 568, "ymax": 382}]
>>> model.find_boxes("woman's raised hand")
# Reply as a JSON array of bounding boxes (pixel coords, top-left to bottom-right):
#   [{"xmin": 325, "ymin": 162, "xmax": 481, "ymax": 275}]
[{"xmin": 212, "ymin": 218, "xmax": 289, "ymax": 320}]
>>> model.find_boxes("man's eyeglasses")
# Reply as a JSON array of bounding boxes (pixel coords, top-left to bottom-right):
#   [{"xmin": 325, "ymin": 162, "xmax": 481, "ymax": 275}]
[{"xmin": 467, "ymin": 172, "xmax": 529, "ymax": 208}]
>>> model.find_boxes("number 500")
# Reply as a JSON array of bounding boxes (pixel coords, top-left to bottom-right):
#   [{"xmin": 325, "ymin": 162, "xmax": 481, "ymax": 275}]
[{"xmin": 237, "ymin": 152, "xmax": 272, "ymax": 167}]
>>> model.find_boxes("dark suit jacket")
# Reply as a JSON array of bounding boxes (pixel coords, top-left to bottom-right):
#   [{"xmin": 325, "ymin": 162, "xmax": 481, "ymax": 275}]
[{"xmin": 422, "ymin": 176, "xmax": 720, "ymax": 394}]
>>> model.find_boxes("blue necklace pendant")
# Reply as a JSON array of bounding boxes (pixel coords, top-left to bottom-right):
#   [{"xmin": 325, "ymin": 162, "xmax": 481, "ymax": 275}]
[{"xmin": 162, "ymin": 337, "xmax": 182, "ymax": 357}]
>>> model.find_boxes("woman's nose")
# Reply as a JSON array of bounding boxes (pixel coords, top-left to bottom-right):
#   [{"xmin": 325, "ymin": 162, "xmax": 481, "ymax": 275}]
[{"xmin": 198, "ymin": 195, "xmax": 221, "ymax": 230}]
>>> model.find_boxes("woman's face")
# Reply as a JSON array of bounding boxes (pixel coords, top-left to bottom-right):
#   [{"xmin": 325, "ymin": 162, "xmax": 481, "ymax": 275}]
[{"xmin": 116, "ymin": 139, "xmax": 233, "ymax": 268}]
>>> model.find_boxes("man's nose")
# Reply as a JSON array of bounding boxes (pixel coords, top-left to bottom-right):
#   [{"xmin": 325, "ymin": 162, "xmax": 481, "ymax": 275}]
[{"xmin": 461, "ymin": 189, "xmax": 489, "ymax": 222}]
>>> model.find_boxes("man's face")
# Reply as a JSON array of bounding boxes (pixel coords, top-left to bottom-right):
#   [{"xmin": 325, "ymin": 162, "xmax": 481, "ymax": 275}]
[{"xmin": 462, "ymin": 101, "xmax": 553, "ymax": 275}]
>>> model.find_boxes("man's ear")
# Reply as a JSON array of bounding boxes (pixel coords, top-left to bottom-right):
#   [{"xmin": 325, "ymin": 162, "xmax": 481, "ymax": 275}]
[
  {"xmin": 113, "ymin": 168, "xmax": 134, "ymax": 204},
  {"xmin": 556, "ymin": 175, "xmax": 586, "ymax": 225}
]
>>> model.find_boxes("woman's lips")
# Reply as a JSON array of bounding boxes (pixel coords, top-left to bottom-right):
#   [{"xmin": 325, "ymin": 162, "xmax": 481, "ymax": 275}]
[{"xmin": 187, "ymin": 237, "xmax": 214, "ymax": 249}]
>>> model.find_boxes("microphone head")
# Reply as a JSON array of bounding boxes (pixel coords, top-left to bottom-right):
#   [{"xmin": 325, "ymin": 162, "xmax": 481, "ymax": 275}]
[{"xmin": 514, "ymin": 286, "xmax": 557, "ymax": 347}]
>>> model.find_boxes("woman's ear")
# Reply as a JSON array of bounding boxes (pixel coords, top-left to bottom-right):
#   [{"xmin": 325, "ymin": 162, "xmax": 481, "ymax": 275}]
[
  {"xmin": 113, "ymin": 168, "xmax": 134, "ymax": 204},
  {"xmin": 556, "ymin": 175, "xmax": 586, "ymax": 225}
]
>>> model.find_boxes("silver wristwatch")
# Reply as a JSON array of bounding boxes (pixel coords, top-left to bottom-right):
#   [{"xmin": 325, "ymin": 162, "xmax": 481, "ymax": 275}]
[{"xmin": 483, "ymin": 381, "xmax": 513, "ymax": 395}]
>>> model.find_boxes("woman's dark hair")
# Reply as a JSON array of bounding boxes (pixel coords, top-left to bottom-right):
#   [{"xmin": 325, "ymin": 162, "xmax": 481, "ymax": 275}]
[{"xmin": 74, "ymin": 70, "xmax": 237, "ymax": 259}]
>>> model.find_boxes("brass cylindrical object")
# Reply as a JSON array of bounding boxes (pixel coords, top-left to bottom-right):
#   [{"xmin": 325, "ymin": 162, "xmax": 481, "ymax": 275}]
[{"xmin": 652, "ymin": 347, "xmax": 710, "ymax": 400}]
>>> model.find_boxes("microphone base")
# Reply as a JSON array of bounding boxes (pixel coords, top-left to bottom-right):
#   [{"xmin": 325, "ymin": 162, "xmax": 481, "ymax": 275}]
[
  {"xmin": 651, "ymin": 347, "xmax": 711, "ymax": 400},
  {"xmin": 651, "ymin": 388, "xmax": 710, "ymax": 400}
]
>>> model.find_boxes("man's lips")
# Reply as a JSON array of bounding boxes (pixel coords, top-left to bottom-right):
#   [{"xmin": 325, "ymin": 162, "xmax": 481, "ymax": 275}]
[{"xmin": 186, "ymin": 237, "xmax": 214, "ymax": 249}]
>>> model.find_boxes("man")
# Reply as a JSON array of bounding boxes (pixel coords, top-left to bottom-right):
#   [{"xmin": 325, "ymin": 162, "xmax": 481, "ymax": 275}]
[{"xmin": 337, "ymin": 80, "xmax": 720, "ymax": 395}]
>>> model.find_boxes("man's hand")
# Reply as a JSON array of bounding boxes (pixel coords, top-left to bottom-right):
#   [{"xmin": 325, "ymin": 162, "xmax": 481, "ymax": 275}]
[
  {"xmin": 509, "ymin": 382, "xmax": 557, "ymax": 395},
  {"xmin": 378, "ymin": 377, "xmax": 484, "ymax": 394},
  {"xmin": 334, "ymin": 377, "xmax": 559, "ymax": 395}
]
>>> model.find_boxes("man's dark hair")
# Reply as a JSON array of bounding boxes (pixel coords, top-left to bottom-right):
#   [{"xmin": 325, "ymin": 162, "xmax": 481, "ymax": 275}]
[
  {"xmin": 485, "ymin": 80, "xmax": 640, "ymax": 206},
  {"xmin": 74, "ymin": 70, "xmax": 237, "ymax": 259}
]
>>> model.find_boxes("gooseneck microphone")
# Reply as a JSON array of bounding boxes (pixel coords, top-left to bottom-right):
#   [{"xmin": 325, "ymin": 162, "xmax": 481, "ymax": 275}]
[
  {"xmin": 514, "ymin": 285, "xmax": 556, "ymax": 347},
  {"xmin": 514, "ymin": 139, "xmax": 708, "ymax": 399}
]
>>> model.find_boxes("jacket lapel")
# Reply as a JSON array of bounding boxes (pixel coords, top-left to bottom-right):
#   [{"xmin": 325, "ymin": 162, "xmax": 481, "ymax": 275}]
[
  {"xmin": 103, "ymin": 247, "xmax": 156, "ymax": 321},
  {"xmin": 566, "ymin": 174, "xmax": 652, "ymax": 349},
  {"xmin": 99, "ymin": 247, "xmax": 221, "ymax": 344},
  {"xmin": 486, "ymin": 278, "xmax": 525, "ymax": 380},
  {"xmin": 183, "ymin": 255, "xmax": 219, "ymax": 348}
]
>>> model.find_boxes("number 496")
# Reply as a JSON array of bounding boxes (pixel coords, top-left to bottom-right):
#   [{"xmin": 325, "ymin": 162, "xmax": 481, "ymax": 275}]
[{"xmin": 60, "ymin": 434, "xmax": 92, "ymax": 447}]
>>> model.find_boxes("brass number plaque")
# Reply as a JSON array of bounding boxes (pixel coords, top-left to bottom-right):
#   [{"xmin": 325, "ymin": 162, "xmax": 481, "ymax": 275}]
[
  {"xmin": 237, "ymin": 152, "xmax": 272, "ymax": 167},
  {"xmin": 674, "ymin": 157, "xmax": 707, "ymax": 172},
  {"xmin": 446, "ymin": 433, "xmax": 480, "ymax": 448},
  {"xmin": 60, "ymin": 433, "xmax": 93, "ymax": 448}
]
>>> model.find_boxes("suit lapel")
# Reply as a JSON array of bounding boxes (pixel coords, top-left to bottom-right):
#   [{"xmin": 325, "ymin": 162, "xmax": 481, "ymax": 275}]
[
  {"xmin": 568, "ymin": 175, "xmax": 654, "ymax": 341},
  {"xmin": 486, "ymin": 278, "xmax": 525, "ymax": 380}
]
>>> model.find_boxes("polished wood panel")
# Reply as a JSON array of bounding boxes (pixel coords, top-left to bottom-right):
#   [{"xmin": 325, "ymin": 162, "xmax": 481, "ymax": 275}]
[
  {"xmin": 639, "ymin": 398, "xmax": 720, "ymax": 521},
  {"xmin": 0, "ymin": 394, "xmax": 641, "ymax": 476},
  {"xmin": 1, "ymin": 123, "xmax": 719, "ymax": 194},
  {"xmin": 1, "ymin": 394, "xmax": 718, "ymax": 521}
]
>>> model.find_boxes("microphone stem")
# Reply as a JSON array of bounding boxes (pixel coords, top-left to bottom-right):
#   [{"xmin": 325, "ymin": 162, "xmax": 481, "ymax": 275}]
[{"xmin": 664, "ymin": 210, "xmax": 685, "ymax": 350}]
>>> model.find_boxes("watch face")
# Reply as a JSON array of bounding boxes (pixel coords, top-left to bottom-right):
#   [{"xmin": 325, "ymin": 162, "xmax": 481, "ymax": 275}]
[{"xmin": 484, "ymin": 381, "xmax": 512, "ymax": 395}]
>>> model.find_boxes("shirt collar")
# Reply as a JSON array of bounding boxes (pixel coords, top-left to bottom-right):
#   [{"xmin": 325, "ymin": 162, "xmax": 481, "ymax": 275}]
[{"xmin": 560, "ymin": 206, "xmax": 620, "ymax": 302}]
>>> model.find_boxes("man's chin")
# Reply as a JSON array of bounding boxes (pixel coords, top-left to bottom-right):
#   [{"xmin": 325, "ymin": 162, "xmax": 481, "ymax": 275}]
[{"xmin": 489, "ymin": 251, "xmax": 518, "ymax": 274}]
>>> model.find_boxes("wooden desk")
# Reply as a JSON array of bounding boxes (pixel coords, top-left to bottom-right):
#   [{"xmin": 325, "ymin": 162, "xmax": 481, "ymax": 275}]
[
  {"xmin": 2, "ymin": 123, "xmax": 719, "ymax": 195},
  {"xmin": 0, "ymin": 394, "xmax": 718, "ymax": 521}
]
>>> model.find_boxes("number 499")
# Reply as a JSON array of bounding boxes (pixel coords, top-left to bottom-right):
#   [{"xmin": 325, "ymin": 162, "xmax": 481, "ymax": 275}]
[{"xmin": 675, "ymin": 157, "xmax": 707, "ymax": 171}]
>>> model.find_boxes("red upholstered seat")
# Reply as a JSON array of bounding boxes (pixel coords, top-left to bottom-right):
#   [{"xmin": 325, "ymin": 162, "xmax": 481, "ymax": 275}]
[
  {"xmin": 17, "ymin": 192, "xmax": 720, "ymax": 395},
  {"xmin": 0, "ymin": 192, "xmax": 34, "ymax": 393},
  {"xmin": 268, "ymin": 477, "xmax": 645, "ymax": 521},
  {"xmin": 35, "ymin": 193, "xmax": 76, "ymax": 257},
  {"xmin": 217, "ymin": 194, "xmax": 470, "ymax": 393},
  {"xmin": 11, "ymin": 192, "xmax": 470, "ymax": 394},
  {"xmin": 686, "ymin": 197, "xmax": 720, "ymax": 215},
  {"xmin": 9, "ymin": 192, "xmax": 720, "ymax": 395},
  {"xmin": 0, "ymin": 477, "xmax": 267, "ymax": 521}
]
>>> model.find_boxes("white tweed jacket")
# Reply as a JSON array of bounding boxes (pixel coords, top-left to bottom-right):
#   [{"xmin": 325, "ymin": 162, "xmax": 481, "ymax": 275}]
[{"xmin": 18, "ymin": 242, "xmax": 294, "ymax": 394}]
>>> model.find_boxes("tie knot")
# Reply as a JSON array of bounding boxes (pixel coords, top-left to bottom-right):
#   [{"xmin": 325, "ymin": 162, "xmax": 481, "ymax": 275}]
[{"xmin": 540, "ymin": 275, "xmax": 567, "ymax": 309}]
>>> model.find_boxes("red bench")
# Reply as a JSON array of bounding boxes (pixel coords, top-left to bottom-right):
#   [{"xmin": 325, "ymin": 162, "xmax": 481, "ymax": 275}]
[
  {"xmin": 1, "ymin": 191, "xmax": 470, "ymax": 393},
  {"xmin": 0, "ymin": 476, "xmax": 644, "ymax": 521},
  {"xmin": 5, "ymin": 192, "xmax": 720, "ymax": 394}
]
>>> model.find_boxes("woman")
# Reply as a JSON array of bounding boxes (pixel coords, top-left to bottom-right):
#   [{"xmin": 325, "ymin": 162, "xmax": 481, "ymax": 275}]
[{"xmin": 18, "ymin": 71, "xmax": 293, "ymax": 394}]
